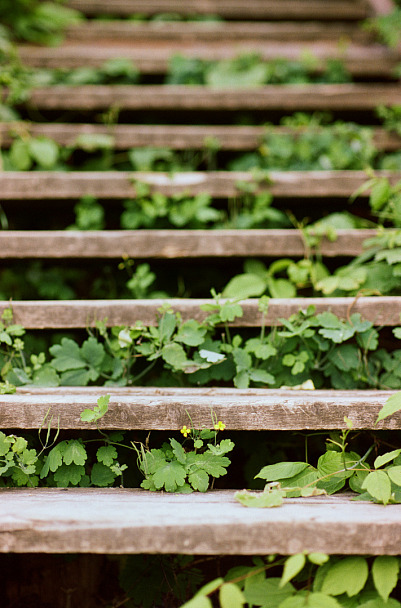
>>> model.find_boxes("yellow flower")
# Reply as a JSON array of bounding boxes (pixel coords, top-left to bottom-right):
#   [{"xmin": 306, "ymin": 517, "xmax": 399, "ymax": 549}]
[
  {"xmin": 180, "ymin": 425, "xmax": 191, "ymax": 438},
  {"xmin": 214, "ymin": 421, "xmax": 226, "ymax": 431}
]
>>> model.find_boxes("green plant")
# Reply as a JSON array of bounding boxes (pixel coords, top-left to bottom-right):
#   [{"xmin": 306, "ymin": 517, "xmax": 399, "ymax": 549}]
[{"xmin": 180, "ymin": 553, "xmax": 401, "ymax": 607}]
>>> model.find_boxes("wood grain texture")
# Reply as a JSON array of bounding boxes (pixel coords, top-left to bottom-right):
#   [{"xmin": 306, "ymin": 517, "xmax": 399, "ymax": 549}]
[
  {"xmin": 18, "ymin": 41, "xmax": 399, "ymax": 77},
  {"xmin": 1, "ymin": 488, "xmax": 401, "ymax": 554},
  {"xmin": 66, "ymin": 21, "xmax": 370, "ymax": 42},
  {"xmin": 67, "ymin": 0, "xmax": 368, "ymax": 20},
  {"xmin": 28, "ymin": 84, "xmax": 401, "ymax": 111},
  {"xmin": 1, "ymin": 170, "xmax": 399, "ymax": 200},
  {"xmin": 1, "ymin": 387, "xmax": 399, "ymax": 430},
  {"xmin": 1, "ymin": 297, "xmax": 401, "ymax": 328},
  {"xmin": 1, "ymin": 123, "xmax": 398, "ymax": 151},
  {"xmin": 0, "ymin": 229, "xmax": 379, "ymax": 259}
]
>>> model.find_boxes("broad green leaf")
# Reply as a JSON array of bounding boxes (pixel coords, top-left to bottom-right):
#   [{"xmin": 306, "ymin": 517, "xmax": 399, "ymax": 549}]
[
  {"xmin": 358, "ymin": 599, "xmax": 401, "ymax": 608},
  {"xmin": 96, "ymin": 445, "xmax": 118, "ymax": 467},
  {"xmin": 159, "ymin": 312, "xmax": 176, "ymax": 343},
  {"xmin": 372, "ymin": 556, "xmax": 399, "ymax": 602},
  {"xmin": 54, "ymin": 463, "xmax": 85, "ymax": 486},
  {"xmin": 219, "ymin": 301, "xmax": 243, "ymax": 323},
  {"xmin": 170, "ymin": 437, "xmax": 187, "ymax": 465},
  {"xmin": 321, "ymin": 557, "xmax": 368, "ymax": 597},
  {"xmin": 40, "ymin": 443, "xmax": 64, "ymax": 477},
  {"xmin": 256, "ymin": 462, "xmax": 309, "ymax": 481},
  {"xmin": 280, "ymin": 554, "xmax": 306, "ymax": 588},
  {"xmin": 199, "ymin": 349, "xmax": 225, "ymax": 363},
  {"xmin": 222, "ymin": 273, "xmax": 267, "ymax": 299},
  {"xmin": 308, "ymin": 553, "xmax": 329, "ymax": 566},
  {"xmin": 49, "ymin": 338, "xmax": 86, "ymax": 371},
  {"xmin": 376, "ymin": 392, "xmax": 401, "ymax": 423},
  {"xmin": 90, "ymin": 462, "xmax": 116, "ymax": 486},
  {"xmin": 161, "ymin": 343, "xmax": 188, "ymax": 370},
  {"xmin": 219, "ymin": 583, "xmax": 245, "ymax": 608},
  {"xmin": 362, "ymin": 470, "xmax": 392, "ymax": 504},
  {"xmin": 29, "ymin": 137, "xmax": 59, "ymax": 169},
  {"xmin": 234, "ymin": 370, "xmax": 250, "ymax": 388},
  {"xmin": 244, "ymin": 577, "xmax": 294, "ymax": 606},
  {"xmin": 32, "ymin": 365, "xmax": 60, "ymax": 387},
  {"xmin": 249, "ymin": 369, "xmax": 275, "ymax": 385},
  {"xmin": 195, "ymin": 452, "xmax": 230, "ymax": 477},
  {"xmin": 188, "ymin": 468, "xmax": 209, "ymax": 492},
  {"xmin": 374, "ymin": 449, "xmax": 401, "ymax": 468},
  {"xmin": 81, "ymin": 337, "xmax": 105, "ymax": 369},
  {"xmin": 152, "ymin": 460, "xmax": 187, "ymax": 492},
  {"xmin": 176, "ymin": 320, "xmax": 207, "ymax": 346},
  {"xmin": 195, "ymin": 578, "xmax": 224, "ymax": 598},
  {"xmin": 235, "ymin": 488, "xmax": 285, "ymax": 508},
  {"xmin": 62, "ymin": 440, "xmax": 87, "ymax": 466},
  {"xmin": 180, "ymin": 595, "xmax": 213, "ymax": 608},
  {"xmin": 0, "ymin": 432, "xmax": 15, "ymax": 457},
  {"xmin": 388, "ymin": 465, "xmax": 401, "ymax": 486},
  {"xmin": 279, "ymin": 593, "xmax": 341, "ymax": 607},
  {"xmin": 9, "ymin": 139, "xmax": 31, "ymax": 171}
]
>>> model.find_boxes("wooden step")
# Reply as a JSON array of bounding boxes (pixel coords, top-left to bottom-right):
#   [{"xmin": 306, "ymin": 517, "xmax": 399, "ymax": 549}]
[
  {"xmin": 67, "ymin": 1, "xmax": 369, "ymax": 21},
  {"xmin": 2, "ymin": 296, "xmax": 401, "ymax": 328},
  {"xmin": 65, "ymin": 21, "xmax": 371, "ymax": 42},
  {"xmin": 18, "ymin": 41, "xmax": 399, "ymax": 78},
  {"xmin": 2, "ymin": 123, "xmax": 398, "ymax": 151},
  {"xmin": 0, "ymin": 230, "xmax": 379, "ymax": 259},
  {"xmin": 1, "ymin": 170, "xmax": 399, "ymax": 200},
  {"xmin": 1, "ymin": 387, "xmax": 398, "ymax": 430},
  {"xmin": 1, "ymin": 488, "xmax": 400, "ymax": 554},
  {"xmin": 27, "ymin": 84, "xmax": 401, "ymax": 111}
]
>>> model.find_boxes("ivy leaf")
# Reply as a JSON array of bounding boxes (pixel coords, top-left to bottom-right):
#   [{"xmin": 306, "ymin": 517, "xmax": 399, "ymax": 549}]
[
  {"xmin": 321, "ymin": 557, "xmax": 369, "ymax": 596},
  {"xmin": 63, "ymin": 440, "xmax": 87, "ymax": 466},
  {"xmin": 96, "ymin": 445, "xmax": 118, "ymax": 467},
  {"xmin": 152, "ymin": 461, "xmax": 187, "ymax": 492},
  {"xmin": 54, "ymin": 463, "xmax": 86, "ymax": 486},
  {"xmin": 91, "ymin": 462, "xmax": 116, "ymax": 487},
  {"xmin": 372, "ymin": 556, "xmax": 399, "ymax": 602},
  {"xmin": 280, "ymin": 554, "xmax": 306, "ymax": 587},
  {"xmin": 219, "ymin": 583, "xmax": 246, "ymax": 608},
  {"xmin": 362, "ymin": 470, "xmax": 392, "ymax": 504}
]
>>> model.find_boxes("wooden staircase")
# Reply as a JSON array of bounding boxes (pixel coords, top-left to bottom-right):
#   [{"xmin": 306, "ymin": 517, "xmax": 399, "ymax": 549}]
[{"xmin": 2, "ymin": 0, "xmax": 401, "ymax": 582}]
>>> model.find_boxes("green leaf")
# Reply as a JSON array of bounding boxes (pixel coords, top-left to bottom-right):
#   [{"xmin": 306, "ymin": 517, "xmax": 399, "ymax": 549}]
[
  {"xmin": 96, "ymin": 445, "xmax": 118, "ymax": 467},
  {"xmin": 362, "ymin": 470, "xmax": 392, "ymax": 504},
  {"xmin": 54, "ymin": 463, "xmax": 85, "ymax": 486},
  {"xmin": 358, "ymin": 599, "xmax": 401, "ymax": 608},
  {"xmin": 188, "ymin": 468, "xmax": 209, "ymax": 492},
  {"xmin": 29, "ymin": 137, "xmax": 59, "ymax": 169},
  {"xmin": 152, "ymin": 460, "xmax": 187, "ymax": 492},
  {"xmin": 161, "ymin": 343, "xmax": 188, "ymax": 370},
  {"xmin": 280, "ymin": 554, "xmax": 306, "ymax": 587},
  {"xmin": 219, "ymin": 301, "xmax": 243, "ymax": 323},
  {"xmin": 308, "ymin": 553, "xmax": 329, "ymax": 566},
  {"xmin": 372, "ymin": 556, "xmax": 399, "ymax": 602},
  {"xmin": 256, "ymin": 462, "xmax": 309, "ymax": 481},
  {"xmin": 222, "ymin": 273, "xmax": 267, "ymax": 299},
  {"xmin": 50, "ymin": 338, "xmax": 86, "ymax": 371},
  {"xmin": 0, "ymin": 432, "xmax": 13, "ymax": 456},
  {"xmin": 9, "ymin": 139, "xmax": 32, "ymax": 171},
  {"xmin": 176, "ymin": 320, "xmax": 207, "ymax": 346},
  {"xmin": 90, "ymin": 462, "xmax": 116, "ymax": 486},
  {"xmin": 234, "ymin": 488, "xmax": 285, "ymax": 508},
  {"xmin": 170, "ymin": 438, "xmax": 187, "ymax": 465},
  {"xmin": 374, "ymin": 450, "xmax": 401, "ymax": 468},
  {"xmin": 280, "ymin": 593, "xmax": 341, "ymax": 607},
  {"xmin": 388, "ymin": 465, "xmax": 401, "ymax": 486},
  {"xmin": 194, "ymin": 452, "xmax": 230, "ymax": 478},
  {"xmin": 195, "ymin": 578, "xmax": 225, "ymax": 598},
  {"xmin": 40, "ymin": 443, "xmax": 64, "ymax": 477},
  {"xmin": 219, "ymin": 583, "xmax": 245, "ymax": 608},
  {"xmin": 199, "ymin": 349, "xmax": 225, "ymax": 363},
  {"xmin": 376, "ymin": 392, "xmax": 401, "ymax": 423},
  {"xmin": 62, "ymin": 440, "xmax": 87, "ymax": 466},
  {"xmin": 180, "ymin": 595, "xmax": 213, "ymax": 608},
  {"xmin": 321, "ymin": 557, "xmax": 369, "ymax": 597},
  {"xmin": 243, "ymin": 577, "xmax": 294, "ymax": 606},
  {"xmin": 81, "ymin": 337, "xmax": 105, "ymax": 369}
]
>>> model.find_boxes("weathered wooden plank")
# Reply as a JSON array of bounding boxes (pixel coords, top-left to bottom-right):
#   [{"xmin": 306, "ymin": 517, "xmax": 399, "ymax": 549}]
[
  {"xmin": 18, "ymin": 41, "xmax": 399, "ymax": 77},
  {"xmin": 1, "ymin": 387, "xmax": 399, "ymax": 430},
  {"xmin": 67, "ymin": 1, "xmax": 369, "ymax": 20},
  {"xmin": 66, "ymin": 21, "xmax": 370, "ymax": 42},
  {"xmin": 1, "ymin": 488, "xmax": 400, "ymax": 554},
  {"xmin": 27, "ymin": 84, "xmax": 401, "ymax": 111},
  {"xmin": 1, "ymin": 170, "xmax": 399, "ymax": 200},
  {"xmin": 0, "ymin": 229, "xmax": 379, "ymax": 259},
  {"xmin": 2, "ymin": 123, "xmax": 398, "ymax": 151},
  {"xmin": 1, "ymin": 297, "xmax": 401, "ymax": 328}
]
